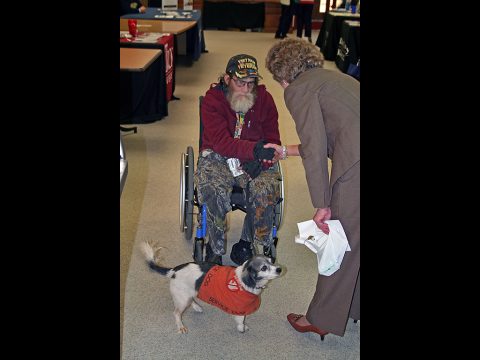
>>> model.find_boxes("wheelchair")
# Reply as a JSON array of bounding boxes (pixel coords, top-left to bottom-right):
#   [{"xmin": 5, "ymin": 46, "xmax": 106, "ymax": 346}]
[{"xmin": 179, "ymin": 97, "xmax": 285, "ymax": 263}]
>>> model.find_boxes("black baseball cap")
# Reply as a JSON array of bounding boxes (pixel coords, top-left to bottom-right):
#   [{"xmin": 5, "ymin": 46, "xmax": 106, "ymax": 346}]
[{"xmin": 226, "ymin": 54, "xmax": 262, "ymax": 79}]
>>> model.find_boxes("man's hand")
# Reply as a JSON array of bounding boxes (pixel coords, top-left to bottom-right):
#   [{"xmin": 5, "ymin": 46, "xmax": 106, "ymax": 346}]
[
  {"xmin": 313, "ymin": 207, "xmax": 332, "ymax": 234},
  {"xmin": 242, "ymin": 160, "xmax": 262, "ymax": 180},
  {"xmin": 253, "ymin": 140, "xmax": 275, "ymax": 161}
]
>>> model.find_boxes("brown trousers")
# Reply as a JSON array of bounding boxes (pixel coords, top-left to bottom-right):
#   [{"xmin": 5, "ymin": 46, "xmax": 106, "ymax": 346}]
[{"xmin": 306, "ymin": 161, "xmax": 360, "ymax": 336}]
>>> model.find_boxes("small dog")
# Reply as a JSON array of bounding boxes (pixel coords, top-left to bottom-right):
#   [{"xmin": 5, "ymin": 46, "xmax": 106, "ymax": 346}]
[{"xmin": 141, "ymin": 241, "xmax": 282, "ymax": 334}]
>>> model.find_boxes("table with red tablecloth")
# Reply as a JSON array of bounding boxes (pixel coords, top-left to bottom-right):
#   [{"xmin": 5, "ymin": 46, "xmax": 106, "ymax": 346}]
[
  {"xmin": 121, "ymin": 8, "xmax": 205, "ymax": 62},
  {"xmin": 120, "ymin": 32, "xmax": 176, "ymax": 101}
]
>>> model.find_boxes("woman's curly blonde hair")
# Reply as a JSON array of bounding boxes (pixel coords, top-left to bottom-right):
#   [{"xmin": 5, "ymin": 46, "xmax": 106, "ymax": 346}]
[{"xmin": 265, "ymin": 38, "xmax": 324, "ymax": 84}]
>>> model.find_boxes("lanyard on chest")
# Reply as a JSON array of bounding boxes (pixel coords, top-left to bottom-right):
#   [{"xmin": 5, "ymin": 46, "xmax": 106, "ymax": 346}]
[{"xmin": 233, "ymin": 112, "xmax": 246, "ymax": 139}]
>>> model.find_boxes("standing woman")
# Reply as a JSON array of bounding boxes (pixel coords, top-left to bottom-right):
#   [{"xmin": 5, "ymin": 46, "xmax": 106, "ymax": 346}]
[
  {"xmin": 293, "ymin": 0, "xmax": 314, "ymax": 42},
  {"xmin": 274, "ymin": 0, "xmax": 294, "ymax": 39},
  {"xmin": 264, "ymin": 38, "xmax": 360, "ymax": 340}
]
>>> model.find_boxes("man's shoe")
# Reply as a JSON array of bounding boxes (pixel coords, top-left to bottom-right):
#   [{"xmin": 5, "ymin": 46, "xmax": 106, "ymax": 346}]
[
  {"xmin": 287, "ymin": 313, "xmax": 329, "ymax": 341},
  {"xmin": 274, "ymin": 33, "xmax": 282, "ymax": 39},
  {"xmin": 205, "ymin": 242, "xmax": 222, "ymax": 265},
  {"xmin": 230, "ymin": 239, "xmax": 253, "ymax": 265}
]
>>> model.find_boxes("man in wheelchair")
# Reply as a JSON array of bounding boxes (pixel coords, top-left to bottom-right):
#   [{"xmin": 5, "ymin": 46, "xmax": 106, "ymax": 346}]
[{"xmin": 194, "ymin": 54, "xmax": 282, "ymax": 266}]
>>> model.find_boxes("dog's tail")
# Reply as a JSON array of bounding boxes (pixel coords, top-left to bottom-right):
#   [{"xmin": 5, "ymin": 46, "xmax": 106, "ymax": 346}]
[{"xmin": 140, "ymin": 241, "xmax": 175, "ymax": 278}]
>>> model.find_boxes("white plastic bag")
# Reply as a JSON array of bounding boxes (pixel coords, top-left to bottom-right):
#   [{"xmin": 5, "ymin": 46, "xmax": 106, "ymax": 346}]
[{"xmin": 295, "ymin": 219, "xmax": 351, "ymax": 276}]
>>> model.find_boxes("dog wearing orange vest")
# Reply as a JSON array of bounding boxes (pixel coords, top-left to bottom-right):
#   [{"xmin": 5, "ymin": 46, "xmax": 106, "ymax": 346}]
[{"xmin": 141, "ymin": 241, "xmax": 282, "ymax": 333}]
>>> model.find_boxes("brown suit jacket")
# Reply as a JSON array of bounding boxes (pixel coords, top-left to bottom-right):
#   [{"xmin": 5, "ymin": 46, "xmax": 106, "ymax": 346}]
[{"xmin": 284, "ymin": 68, "xmax": 360, "ymax": 209}]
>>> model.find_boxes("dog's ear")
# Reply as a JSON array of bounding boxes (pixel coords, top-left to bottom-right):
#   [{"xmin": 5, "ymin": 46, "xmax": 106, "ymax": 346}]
[{"xmin": 241, "ymin": 264, "xmax": 258, "ymax": 289}]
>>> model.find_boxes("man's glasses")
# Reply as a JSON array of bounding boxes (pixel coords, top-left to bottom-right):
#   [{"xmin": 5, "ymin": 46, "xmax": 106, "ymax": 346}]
[{"xmin": 231, "ymin": 77, "xmax": 257, "ymax": 89}]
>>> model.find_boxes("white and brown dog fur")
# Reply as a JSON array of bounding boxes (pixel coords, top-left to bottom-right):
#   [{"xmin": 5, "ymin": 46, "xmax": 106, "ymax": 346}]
[{"xmin": 141, "ymin": 241, "xmax": 282, "ymax": 334}]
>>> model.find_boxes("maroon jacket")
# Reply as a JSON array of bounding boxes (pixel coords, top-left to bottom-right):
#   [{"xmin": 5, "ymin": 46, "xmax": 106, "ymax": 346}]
[{"xmin": 200, "ymin": 83, "xmax": 281, "ymax": 163}]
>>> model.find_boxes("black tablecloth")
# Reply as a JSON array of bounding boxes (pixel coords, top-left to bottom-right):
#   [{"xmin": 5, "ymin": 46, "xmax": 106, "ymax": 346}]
[
  {"xmin": 315, "ymin": 11, "xmax": 360, "ymax": 61},
  {"xmin": 120, "ymin": 52, "xmax": 168, "ymax": 124},
  {"xmin": 335, "ymin": 20, "xmax": 360, "ymax": 73},
  {"xmin": 203, "ymin": 1, "xmax": 265, "ymax": 30}
]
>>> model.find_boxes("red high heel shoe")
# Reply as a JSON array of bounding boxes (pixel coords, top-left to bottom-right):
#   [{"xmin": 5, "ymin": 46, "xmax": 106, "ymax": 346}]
[{"xmin": 287, "ymin": 313, "xmax": 329, "ymax": 341}]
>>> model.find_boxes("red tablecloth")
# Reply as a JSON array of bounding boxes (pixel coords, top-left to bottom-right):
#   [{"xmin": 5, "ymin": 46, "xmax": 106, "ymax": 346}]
[{"xmin": 157, "ymin": 34, "xmax": 174, "ymax": 101}]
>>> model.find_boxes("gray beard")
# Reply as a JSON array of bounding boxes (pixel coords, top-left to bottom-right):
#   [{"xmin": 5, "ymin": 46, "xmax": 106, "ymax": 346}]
[{"xmin": 227, "ymin": 91, "xmax": 256, "ymax": 113}]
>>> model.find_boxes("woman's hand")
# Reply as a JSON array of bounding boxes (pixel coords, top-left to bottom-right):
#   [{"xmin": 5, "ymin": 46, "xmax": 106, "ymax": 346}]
[
  {"xmin": 264, "ymin": 143, "xmax": 283, "ymax": 162},
  {"xmin": 313, "ymin": 207, "xmax": 332, "ymax": 234}
]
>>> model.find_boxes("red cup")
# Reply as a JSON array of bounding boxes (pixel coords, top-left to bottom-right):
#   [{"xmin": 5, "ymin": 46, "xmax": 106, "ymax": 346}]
[{"xmin": 128, "ymin": 19, "xmax": 138, "ymax": 37}]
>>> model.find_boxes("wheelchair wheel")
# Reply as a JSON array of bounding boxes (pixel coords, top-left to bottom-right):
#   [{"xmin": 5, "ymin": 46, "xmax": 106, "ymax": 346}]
[
  {"xmin": 274, "ymin": 161, "xmax": 285, "ymax": 230},
  {"xmin": 179, "ymin": 146, "xmax": 195, "ymax": 240}
]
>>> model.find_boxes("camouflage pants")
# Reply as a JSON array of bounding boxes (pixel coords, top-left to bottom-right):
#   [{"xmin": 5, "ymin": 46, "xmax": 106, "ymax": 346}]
[{"xmin": 194, "ymin": 150, "xmax": 281, "ymax": 256}]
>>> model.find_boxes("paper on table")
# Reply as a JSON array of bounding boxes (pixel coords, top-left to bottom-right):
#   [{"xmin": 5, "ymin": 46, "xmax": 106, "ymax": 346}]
[
  {"xmin": 120, "ymin": 31, "xmax": 169, "ymax": 43},
  {"xmin": 295, "ymin": 219, "xmax": 351, "ymax": 276}
]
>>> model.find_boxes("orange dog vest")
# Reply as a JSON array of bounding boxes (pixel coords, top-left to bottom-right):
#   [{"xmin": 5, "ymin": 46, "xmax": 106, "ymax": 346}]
[{"xmin": 197, "ymin": 265, "xmax": 260, "ymax": 316}]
